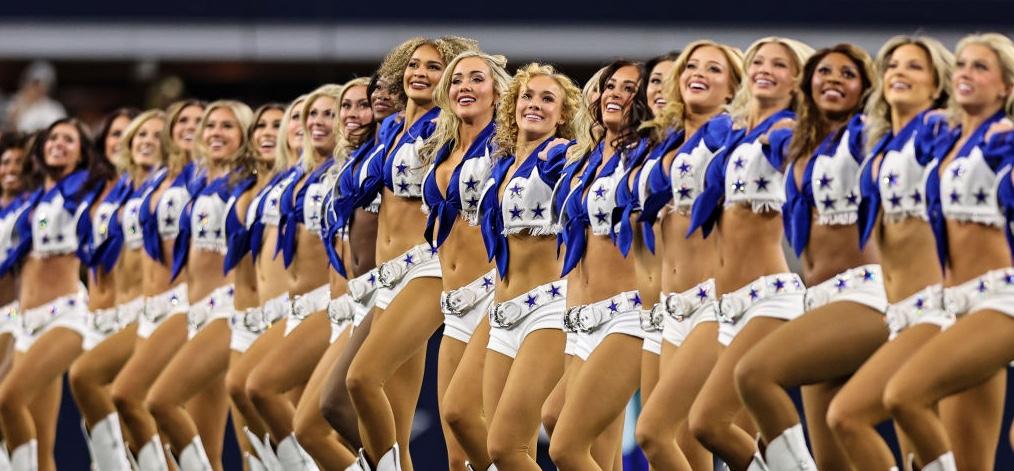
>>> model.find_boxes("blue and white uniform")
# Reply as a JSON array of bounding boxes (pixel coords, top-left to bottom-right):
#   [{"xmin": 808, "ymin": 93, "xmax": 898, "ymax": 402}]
[
  {"xmin": 0, "ymin": 192, "xmax": 33, "ymax": 337},
  {"xmin": 82, "ymin": 174, "xmax": 134, "ymax": 349}
]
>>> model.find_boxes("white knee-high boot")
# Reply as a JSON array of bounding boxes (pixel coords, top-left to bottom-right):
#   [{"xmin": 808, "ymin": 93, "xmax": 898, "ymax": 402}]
[
  {"xmin": 356, "ymin": 444, "xmax": 402, "ymax": 471},
  {"xmin": 0, "ymin": 441, "xmax": 11, "ymax": 471},
  {"xmin": 136, "ymin": 435, "xmax": 169, "ymax": 471},
  {"xmin": 245, "ymin": 452, "xmax": 267, "ymax": 471},
  {"xmin": 764, "ymin": 424, "xmax": 816, "ymax": 471},
  {"xmin": 921, "ymin": 452, "xmax": 957, "ymax": 471},
  {"xmin": 275, "ymin": 434, "xmax": 318, "ymax": 471},
  {"xmin": 465, "ymin": 462, "xmax": 498, "ymax": 471},
  {"xmin": 177, "ymin": 436, "xmax": 212, "ymax": 471},
  {"xmin": 243, "ymin": 429, "xmax": 282, "ymax": 471},
  {"xmin": 82, "ymin": 414, "xmax": 132, "ymax": 471},
  {"xmin": 9, "ymin": 440, "xmax": 37, "ymax": 471}
]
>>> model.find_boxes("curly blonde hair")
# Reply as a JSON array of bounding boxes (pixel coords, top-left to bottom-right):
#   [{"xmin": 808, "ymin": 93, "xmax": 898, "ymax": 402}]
[
  {"xmin": 728, "ymin": 37, "xmax": 814, "ymax": 127},
  {"xmin": 333, "ymin": 77, "xmax": 373, "ymax": 166},
  {"xmin": 493, "ymin": 63, "xmax": 583, "ymax": 157},
  {"xmin": 947, "ymin": 33, "xmax": 1014, "ymax": 123},
  {"xmin": 420, "ymin": 51, "xmax": 511, "ymax": 165},
  {"xmin": 300, "ymin": 84, "xmax": 344, "ymax": 170},
  {"xmin": 379, "ymin": 36, "xmax": 480, "ymax": 99},
  {"xmin": 116, "ymin": 110, "xmax": 167, "ymax": 181},
  {"xmin": 161, "ymin": 99, "xmax": 205, "ymax": 177},
  {"xmin": 864, "ymin": 36, "xmax": 953, "ymax": 156}
]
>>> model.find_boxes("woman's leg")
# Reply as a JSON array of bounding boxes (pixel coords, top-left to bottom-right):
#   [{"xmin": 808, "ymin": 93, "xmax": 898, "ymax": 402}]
[
  {"xmin": 800, "ymin": 382, "xmax": 850, "ymax": 470},
  {"xmin": 247, "ymin": 312, "xmax": 330, "ymax": 443},
  {"xmin": 688, "ymin": 317, "xmax": 784, "ymax": 471},
  {"xmin": 70, "ymin": 324, "xmax": 138, "ymax": 428},
  {"xmin": 443, "ymin": 317, "xmax": 492, "ymax": 468},
  {"xmin": 884, "ymin": 309, "xmax": 1013, "ymax": 471},
  {"xmin": 29, "ymin": 373, "xmax": 63, "ymax": 471},
  {"xmin": 146, "ymin": 319, "xmax": 230, "ymax": 469},
  {"xmin": 112, "ymin": 315, "xmax": 189, "ymax": 453},
  {"xmin": 227, "ymin": 320, "xmax": 285, "ymax": 447},
  {"xmin": 541, "ymin": 354, "xmax": 572, "ymax": 439},
  {"xmin": 345, "ymin": 278, "xmax": 442, "ymax": 466},
  {"xmin": 0, "ymin": 328, "xmax": 82, "ymax": 470},
  {"xmin": 636, "ymin": 323, "xmax": 719, "ymax": 471},
  {"xmin": 293, "ymin": 326, "xmax": 358, "ymax": 470},
  {"xmin": 381, "ymin": 343, "xmax": 427, "ymax": 471},
  {"xmin": 640, "ymin": 349, "xmax": 660, "ymax": 405},
  {"xmin": 486, "ymin": 329, "xmax": 565, "ymax": 471},
  {"xmin": 825, "ymin": 323, "xmax": 939, "ymax": 470},
  {"xmin": 320, "ymin": 310, "xmax": 373, "ymax": 449},
  {"xmin": 550, "ymin": 334, "xmax": 641, "ymax": 471},
  {"xmin": 437, "ymin": 334, "xmax": 468, "ymax": 471}
]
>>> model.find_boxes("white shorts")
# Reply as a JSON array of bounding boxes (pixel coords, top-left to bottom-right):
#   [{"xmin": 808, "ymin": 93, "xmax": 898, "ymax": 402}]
[
  {"xmin": 564, "ymin": 331, "xmax": 578, "ymax": 356},
  {"xmin": 139, "ymin": 284, "xmax": 189, "ymax": 339},
  {"xmin": 487, "ymin": 280, "xmax": 567, "ymax": 359},
  {"xmin": 642, "ymin": 331, "xmax": 662, "ymax": 355},
  {"xmin": 231, "ymin": 308, "xmax": 266, "ymax": 353},
  {"xmin": 886, "ymin": 284, "xmax": 951, "ymax": 340},
  {"xmin": 188, "ymin": 285, "xmax": 235, "ymax": 339},
  {"xmin": 804, "ymin": 265, "xmax": 888, "ymax": 313},
  {"xmin": 285, "ymin": 285, "xmax": 329, "ymax": 336},
  {"xmin": 346, "ymin": 268, "xmax": 380, "ymax": 330},
  {"xmin": 568, "ymin": 290, "xmax": 645, "ymax": 361},
  {"xmin": 0, "ymin": 301, "xmax": 18, "ymax": 336},
  {"xmin": 944, "ymin": 267, "xmax": 1014, "ymax": 319},
  {"xmin": 374, "ymin": 244, "xmax": 442, "ymax": 310},
  {"xmin": 442, "ymin": 270, "xmax": 496, "ymax": 343},
  {"xmin": 17, "ymin": 289, "xmax": 90, "ymax": 352},
  {"xmin": 718, "ymin": 273, "xmax": 805, "ymax": 346},
  {"xmin": 263, "ymin": 292, "xmax": 292, "ymax": 327},
  {"xmin": 662, "ymin": 279, "xmax": 719, "ymax": 347}
]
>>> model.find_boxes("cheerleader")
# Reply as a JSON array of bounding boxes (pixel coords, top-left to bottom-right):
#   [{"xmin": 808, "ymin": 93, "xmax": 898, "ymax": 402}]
[
  {"xmin": 0, "ymin": 132, "xmax": 30, "ymax": 366},
  {"xmin": 220, "ymin": 102, "xmax": 284, "ymax": 470},
  {"xmin": 230, "ymin": 94, "xmax": 307, "ymax": 469},
  {"xmin": 882, "ymin": 33, "xmax": 1014, "ymax": 471},
  {"xmin": 291, "ymin": 77, "xmax": 377, "ymax": 470},
  {"xmin": 548, "ymin": 60, "xmax": 651, "ymax": 471},
  {"xmin": 416, "ymin": 51, "xmax": 506, "ymax": 471},
  {"xmin": 477, "ymin": 63, "xmax": 581, "ymax": 470},
  {"xmin": 344, "ymin": 36, "xmax": 477, "ymax": 471},
  {"xmin": 110, "ymin": 100, "xmax": 204, "ymax": 469},
  {"xmin": 0, "ymin": 117, "xmax": 114, "ymax": 470},
  {"xmin": 733, "ymin": 42, "xmax": 879, "ymax": 470},
  {"xmin": 682, "ymin": 38, "xmax": 814, "ymax": 471},
  {"xmin": 246, "ymin": 84, "xmax": 341, "ymax": 469},
  {"xmin": 629, "ymin": 40, "xmax": 747, "ymax": 469}
]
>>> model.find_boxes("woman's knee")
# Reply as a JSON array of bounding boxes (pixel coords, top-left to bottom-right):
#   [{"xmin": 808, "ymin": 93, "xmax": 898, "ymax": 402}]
[
  {"xmin": 547, "ymin": 427, "xmax": 585, "ymax": 469},
  {"xmin": 486, "ymin": 432, "xmax": 530, "ymax": 465},
  {"xmin": 225, "ymin": 369, "xmax": 249, "ymax": 407},
  {"xmin": 540, "ymin": 400, "xmax": 561, "ymax": 437},
  {"xmin": 0, "ymin": 384, "xmax": 26, "ymax": 417},
  {"xmin": 344, "ymin": 362, "xmax": 378, "ymax": 400},
  {"xmin": 733, "ymin": 354, "xmax": 775, "ymax": 401},
  {"xmin": 687, "ymin": 401, "xmax": 725, "ymax": 449},
  {"xmin": 825, "ymin": 396, "xmax": 860, "ymax": 439},
  {"xmin": 635, "ymin": 410, "xmax": 668, "ymax": 457},
  {"xmin": 442, "ymin": 392, "xmax": 478, "ymax": 434}
]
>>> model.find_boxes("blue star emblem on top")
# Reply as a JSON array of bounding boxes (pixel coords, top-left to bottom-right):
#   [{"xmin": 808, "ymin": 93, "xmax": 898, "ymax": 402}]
[
  {"xmin": 772, "ymin": 278, "xmax": 786, "ymax": 291},
  {"xmin": 530, "ymin": 203, "xmax": 545, "ymax": 218},
  {"xmin": 464, "ymin": 177, "xmax": 479, "ymax": 192},
  {"xmin": 508, "ymin": 183, "xmax": 523, "ymax": 198},
  {"xmin": 395, "ymin": 163, "xmax": 408, "ymax": 175},
  {"xmin": 593, "ymin": 186, "xmax": 606, "ymax": 200}
]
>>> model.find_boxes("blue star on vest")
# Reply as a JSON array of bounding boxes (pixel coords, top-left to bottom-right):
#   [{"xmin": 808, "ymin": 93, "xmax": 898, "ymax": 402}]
[
  {"xmin": 677, "ymin": 161, "xmax": 692, "ymax": 175},
  {"xmin": 594, "ymin": 210, "xmax": 609, "ymax": 224},
  {"xmin": 629, "ymin": 293, "xmax": 641, "ymax": 306},
  {"xmin": 593, "ymin": 186, "xmax": 606, "ymax": 200},
  {"xmin": 56, "ymin": 234, "xmax": 64, "ymax": 242},
  {"xmin": 99, "ymin": 213, "xmax": 109, "ymax": 222},
  {"xmin": 164, "ymin": 215, "xmax": 175, "ymax": 226},
  {"xmin": 509, "ymin": 206, "xmax": 524, "ymax": 220},
  {"xmin": 607, "ymin": 301, "xmax": 619, "ymax": 312},
  {"xmin": 950, "ymin": 164, "xmax": 964, "ymax": 179},
  {"xmin": 677, "ymin": 186, "xmax": 692, "ymax": 200},
  {"xmin": 818, "ymin": 174, "xmax": 833, "ymax": 189},
  {"xmin": 482, "ymin": 277, "xmax": 494, "ymax": 289},
  {"xmin": 733, "ymin": 157, "xmax": 745, "ymax": 169},
  {"xmin": 821, "ymin": 195, "xmax": 836, "ymax": 210},
  {"xmin": 547, "ymin": 284, "xmax": 562, "ymax": 298},
  {"xmin": 910, "ymin": 189, "xmax": 922, "ymax": 204},
  {"xmin": 888, "ymin": 193, "xmax": 903, "ymax": 208},
  {"xmin": 772, "ymin": 278, "xmax": 786, "ymax": 291},
  {"xmin": 524, "ymin": 294, "xmax": 538, "ymax": 308},
  {"xmin": 732, "ymin": 179, "xmax": 746, "ymax": 193},
  {"xmin": 403, "ymin": 253, "xmax": 415, "ymax": 265},
  {"xmin": 466, "ymin": 196, "xmax": 479, "ymax": 208},
  {"xmin": 755, "ymin": 176, "xmax": 769, "ymax": 191},
  {"xmin": 397, "ymin": 181, "xmax": 410, "ymax": 192},
  {"xmin": 198, "ymin": 228, "xmax": 207, "ymax": 238},
  {"xmin": 530, "ymin": 203, "xmax": 545, "ymax": 218},
  {"xmin": 949, "ymin": 190, "xmax": 961, "ymax": 204},
  {"xmin": 166, "ymin": 199, "xmax": 175, "ymax": 208},
  {"xmin": 845, "ymin": 192, "xmax": 859, "ymax": 206},
  {"xmin": 508, "ymin": 183, "xmax": 523, "ymax": 198},
  {"xmin": 973, "ymin": 188, "xmax": 988, "ymax": 205},
  {"xmin": 395, "ymin": 163, "xmax": 408, "ymax": 175},
  {"xmin": 312, "ymin": 193, "xmax": 322, "ymax": 203},
  {"xmin": 464, "ymin": 177, "xmax": 479, "ymax": 192},
  {"xmin": 884, "ymin": 172, "xmax": 899, "ymax": 187},
  {"xmin": 214, "ymin": 229, "xmax": 222, "ymax": 238}
]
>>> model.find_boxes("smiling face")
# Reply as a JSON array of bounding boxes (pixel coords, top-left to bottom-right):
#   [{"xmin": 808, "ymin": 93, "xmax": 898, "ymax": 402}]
[
  {"xmin": 516, "ymin": 74, "xmax": 566, "ymax": 141},
  {"xmin": 883, "ymin": 43, "xmax": 937, "ymax": 113},
  {"xmin": 201, "ymin": 107, "xmax": 243, "ymax": 164},
  {"xmin": 811, "ymin": 52, "xmax": 864, "ymax": 116},
  {"xmin": 449, "ymin": 56, "xmax": 496, "ymax": 123},
  {"xmin": 340, "ymin": 85, "xmax": 373, "ymax": 141},
  {"xmin": 287, "ymin": 99, "xmax": 306, "ymax": 158},
  {"xmin": 305, "ymin": 95, "xmax": 337, "ymax": 157},
  {"xmin": 600, "ymin": 65, "xmax": 640, "ymax": 132},
  {"xmin": 680, "ymin": 45, "xmax": 735, "ymax": 112},
  {"xmin": 0, "ymin": 147, "xmax": 25, "ymax": 196},
  {"xmin": 44, "ymin": 123, "xmax": 83, "ymax": 174},
  {"xmin": 403, "ymin": 44, "xmax": 445, "ymax": 105},
  {"xmin": 104, "ymin": 114, "xmax": 132, "ymax": 159},
  {"xmin": 252, "ymin": 108, "xmax": 283, "ymax": 163},
  {"xmin": 749, "ymin": 42, "xmax": 798, "ymax": 105},
  {"xmin": 371, "ymin": 77, "xmax": 398, "ymax": 120},
  {"xmin": 131, "ymin": 117, "xmax": 165, "ymax": 169},
  {"xmin": 172, "ymin": 104, "xmax": 204, "ymax": 152},
  {"xmin": 647, "ymin": 60, "xmax": 673, "ymax": 116},
  {"xmin": 953, "ymin": 43, "xmax": 1010, "ymax": 113}
]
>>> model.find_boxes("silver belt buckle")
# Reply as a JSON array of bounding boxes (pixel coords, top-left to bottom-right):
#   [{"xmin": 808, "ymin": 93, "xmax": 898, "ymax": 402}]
[
  {"xmin": 377, "ymin": 260, "xmax": 407, "ymax": 289},
  {"xmin": 328, "ymin": 298, "xmax": 355, "ymax": 325},
  {"xmin": 347, "ymin": 277, "xmax": 372, "ymax": 302},
  {"xmin": 664, "ymin": 293, "xmax": 690, "ymax": 322},
  {"xmin": 441, "ymin": 287, "xmax": 476, "ymax": 317},
  {"xmin": 575, "ymin": 305, "xmax": 606, "ymax": 333},
  {"xmin": 92, "ymin": 310, "xmax": 119, "ymax": 334},
  {"xmin": 641, "ymin": 303, "xmax": 664, "ymax": 331},
  {"xmin": 563, "ymin": 306, "xmax": 581, "ymax": 333},
  {"xmin": 243, "ymin": 308, "xmax": 267, "ymax": 332},
  {"xmin": 490, "ymin": 301, "xmax": 522, "ymax": 329},
  {"xmin": 718, "ymin": 295, "xmax": 746, "ymax": 325}
]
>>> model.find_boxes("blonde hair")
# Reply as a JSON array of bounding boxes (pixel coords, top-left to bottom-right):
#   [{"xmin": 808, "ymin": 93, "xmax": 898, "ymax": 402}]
[
  {"xmin": 161, "ymin": 99, "xmax": 205, "ymax": 177},
  {"xmin": 493, "ymin": 63, "xmax": 583, "ymax": 157},
  {"xmin": 420, "ymin": 51, "xmax": 511, "ymax": 165},
  {"xmin": 333, "ymin": 78, "xmax": 373, "ymax": 166},
  {"xmin": 246, "ymin": 103, "xmax": 286, "ymax": 175},
  {"xmin": 568, "ymin": 66, "xmax": 610, "ymax": 161},
  {"xmin": 650, "ymin": 40, "xmax": 744, "ymax": 139},
  {"xmin": 195, "ymin": 100, "xmax": 255, "ymax": 183},
  {"xmin": 116, "ymin": 110, "xmax": 167, "ymax": 181},
  {"xmin": 300, "ymin": 84, "xmax": 344, "ymax": 170},
  {"xmin": 276, "ymin": 95, "xmax": 307, "ymax": 172},
  {"xmin": 864, "ymin": 36, "xmax": 954, "ymax": 155},
  {"xmin": 948, "ymin": 33, "xmax": 1014, "ymax": 122},
  {"xmin": 728, "ymin": 37, "xmax": 814, "ymax": 127}
]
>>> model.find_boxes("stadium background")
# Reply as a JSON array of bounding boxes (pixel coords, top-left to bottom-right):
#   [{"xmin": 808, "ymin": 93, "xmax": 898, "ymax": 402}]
[{"xmin": 1, "ymin": 1, "xmax": 1013, "ymax": 468}]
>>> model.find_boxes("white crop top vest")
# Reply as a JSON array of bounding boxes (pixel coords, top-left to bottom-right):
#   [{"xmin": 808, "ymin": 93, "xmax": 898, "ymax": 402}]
[
  {"xmin": 190, "ymin": 193, "xmax": 228, "ymax": 253},
  {"xmin": 811, "ymin": 123, "xmax": 863, "ymax": 225},
  {"xmin": 32, "ymin": 193, "xmax": 88, "ymax": 257}
]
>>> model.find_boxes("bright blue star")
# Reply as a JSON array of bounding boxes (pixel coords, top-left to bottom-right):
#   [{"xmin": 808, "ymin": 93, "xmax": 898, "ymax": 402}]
[
  {"xmin": 773, "ymin": 278, "xmax": 786, "ymax": 291},
  {"xmin": 834, "ymin": 278, "xmax": 848, "ymax": 291},
  {"xmin": 732, "ymin": 179, "xmax": 746, "ymax": 193},
  {"xmin": 696, "ymin": 287, "xmax": 709, "ymax": 300},
  {"xmin": 818, "ymin": 174, "xmax": 833, "ymax": 189},
  {"xmin": 593, "ymin": 186, "xmax": 607, "ymax": 200},
  {"xmin": 547, "ymin": 284, "xmax": 562, "ymax": 298},
  {"xmin": 974, "ymin": 188, "xmax": 988, "ymax": 204},
  {"xmin": 910, "ymin": 190, "xmax": 922, "ymax": 204},
  {"xmin": 397, "ymin": 181, "xmax": 410, "ymax": 192},
  {"xmin": 977, "ymin": 280, "xmax": 988, "ymax": 292},
  {"xmin": 950, "ymin": 164, "xmax": 964, "ymax": 179},
  {"xmin": 677, "ymin": 186, "xmax": 692, "ymax": 200},
  {"xmin": 629, "ymin": 293, "xmax": 642, "ymax": 306},
  {"xmin": 862, "ymin": 269, "xmax": 875, "ymax": 281},
  {"xmin": 525, "ymin": 294, "xmax": 538, "ymax": 308},
  {"xmin": 755, "ymin": 176, "xmax": 770, "ymax": 191},
  {"xmin": 509, "ymin": 184, "xmax": 523, "ymax": 197},
  {"xmin": 733, "ymin": 158, "xmax": 745, "ymax": 169},
  {"xmin": 884, "ymin": 172, "xmax": 899, "ymax": 187},
  {"xmin": 466, "ymin": 197, "xmax": 479, "ymax": 208},
  {"xmin": 608, "ymin": 301, "xmax": 619, "ymax": 312},
  {"xmin": 482, "ymin": 277, "xmax": 494, "ymax": 289},
  {"xmin": 530, "ymin": 203, "xmax": 546, "ymax": 218},
  {"xmin": 395, "ymin": 163, "xmax": 408, "ymax": 175},
  {"xmin": 678, "ymin": 161, "xmax": 692, "ymax": 175},
  {"xmin": 821, "ymin": 195, "xmax": 836, "ymax": 210},
  {"xmin": 594, "ymin": 210, "xmax": 609, "ymax": 224},
  {"xmin": 949, "ymin": 190, "xmax": 961, "ymax": 204},
  {"xmin": 509, "ymin": 206, "xmax": 524, "ymax": 220},
  {"xmin": 403, "ymin": 253, "xmax": 415, "ymax": 265},
  {"xmin": 845, "ymin": 192, "xmax": 859, "ymax": 206},
  {"xmin": 749, "ymin": 287, "xmax": 759, "ymax": 300},
  {"xmin": 464, "ymin": 177, "xmax": 479, "ymax": 191},
  {"xmin": 888, "ymin": 193, "xmax": 903, "ymax": 208}
]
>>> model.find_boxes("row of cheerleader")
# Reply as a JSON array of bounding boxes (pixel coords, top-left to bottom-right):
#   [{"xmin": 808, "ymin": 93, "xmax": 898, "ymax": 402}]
[{"xmin": 0, "ymin": 30, "xmax": 1013, "ymax": 471}]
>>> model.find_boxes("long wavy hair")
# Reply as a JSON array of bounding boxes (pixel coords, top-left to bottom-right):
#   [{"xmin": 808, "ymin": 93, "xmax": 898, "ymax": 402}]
[
  {"xmin": 334, "ymin": 78, "xmax": 376, "ymax": 166},
  {"xmin": 381, "ymin": 36, "xmax": 481, "ymax": 101},
  {"xmin": 569, "ymin": 60, "xmax": 650, "ymax": 162},
  {"xmin": 493, "ymin": 63, "xmax": 583, "ymax": 158},
  {"xmin": 116, "ymin": 110, "xmax": 167, "ymax": 181},
  {"xmin": 948, "ymin": 33, "xmax": 1014, "ymax": 122},
  {"xmin": 31, "ymin": 118, "xmax": 107, "ymax": 195},
  {"xmin": 648, "ymin": 40, "xmax": 744, "ymax": 140},
  {"xmin": 195, "ymin": 100, "xmax": 255, "ymax": 186},
  {"xmin": 863, "ymin": 36, "xmax": 953, "ymax": 156},
  {"xmin": 789, "ymin": 44, "xmax": 874, "ymax": 163},
  {"xmin": 420, "ymin": 50, "xmax": 511, "ymax": 165},
  {"xmin": 161, "ymin": 99, "xmax": 205, "ymax": 177},
  {"xmin": 728, "ymin": 37, "xmax": 814, "ymax": 128}
]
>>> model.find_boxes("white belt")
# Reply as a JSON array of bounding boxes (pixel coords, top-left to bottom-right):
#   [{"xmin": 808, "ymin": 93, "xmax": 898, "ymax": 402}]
[
  {"xmin": 347, "ymin": 268, "xmax": 380, "ymax": 304},
  {"xmin": 328, "ymin": 295, "xmax": 356, "ymax": 327},
  {"xmin": 116, "ymin": 296, "xmax": 144, "ymax": 327},
  {"xmin": 377, "ymin": 243, "xmax": 438, "ymax": 289},
  {"xmin": 489, "ymin": 280, "xmax": 566, "ymax": 329},
  {"xmin": 804, "ymin": 265, "xmax": 883, "ymax": 311},
  {"xmin": 886, "ymin": 285, "xmax": 945, "ymax": 333},
  {"xmin": 237, "ymin": 307, "xmax": 271, "ymax": 333},
  {"xmin": 441, "ymin": 270, "xmax": 496, "ymax": 317},
  {"xmin": 263, "ymin": 292, "xmax": 292, "ymax": 324},
  {"xmin": 718, "ymin": 273, "xmax": 805, "ymax": 324},
  {"xmin": 291, "ymin": 285, "xmax": 330, "ymax": 320},
  {"xmin": 663, "ymin": 279, "xmax": 717, "ymax": 323},
  {"xmin": 944, "ymin": 268, "xmax": 1014, "ymax": 317},
  {"xmin": 90, "ymin": 306, "xmax": 120, "ymax": 335},
  {"xmin": 565, "ymin": 290, "xmax": 641, "ymax": 333},
  {"xmin": 144, "ymin": 284, "xmax": 189, "ymax": 324},
  {"xmin": 188, "ymin": 285, "xmax": 235, "ymax": 331},
  {"xmin": 23, "ymin": 290, "xmax": 87, "ymax": 335}
]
